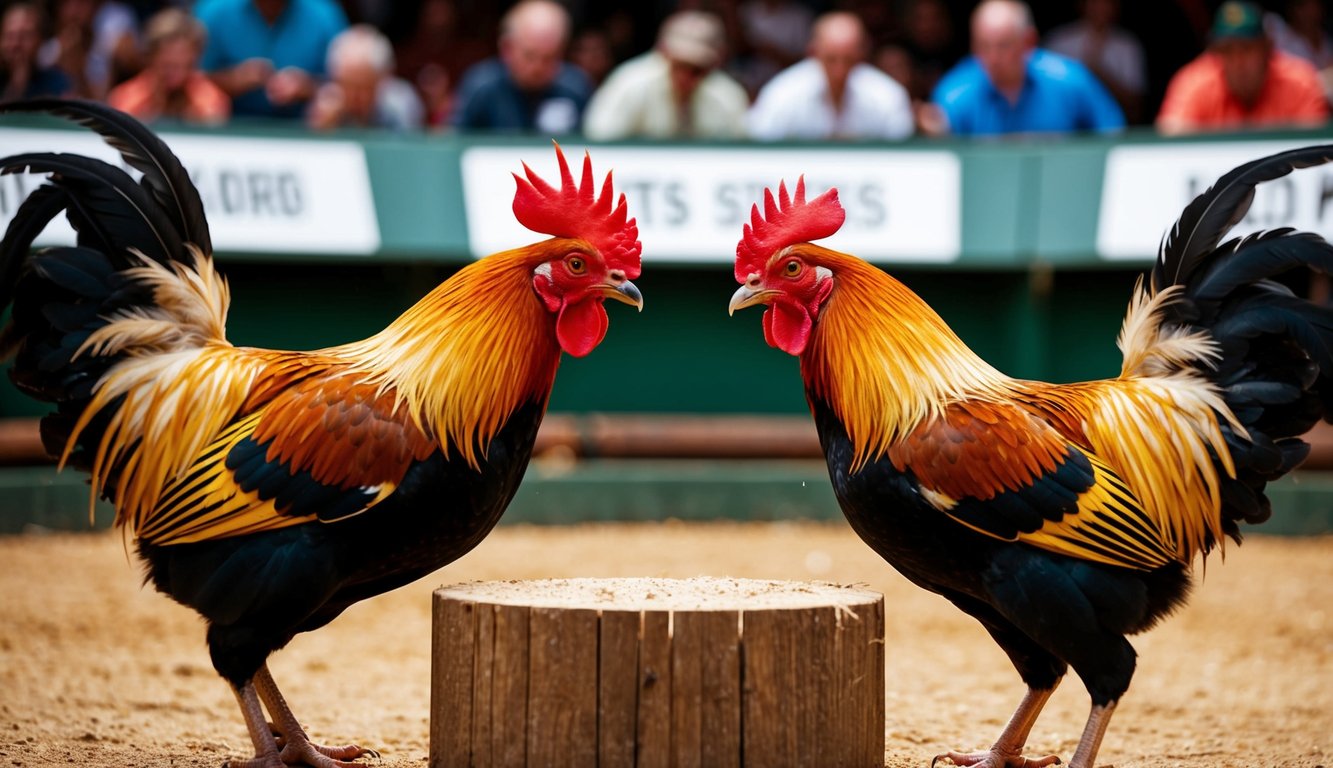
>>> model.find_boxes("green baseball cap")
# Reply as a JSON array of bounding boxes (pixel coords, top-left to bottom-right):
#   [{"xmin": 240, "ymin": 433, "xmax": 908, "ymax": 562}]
[{"xmin": 1211, "ymin": 1, "xmax": 1265, "ymax": 41}]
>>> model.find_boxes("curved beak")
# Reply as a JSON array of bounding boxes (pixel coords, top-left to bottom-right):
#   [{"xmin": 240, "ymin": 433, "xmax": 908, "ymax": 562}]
[
  {"xmin": 600, "ymin": 279, "xmax": 643, "ymax": 312},
  {"xmin": 729, "ymin": 284, "xmax": 781, "ymax": 316}
]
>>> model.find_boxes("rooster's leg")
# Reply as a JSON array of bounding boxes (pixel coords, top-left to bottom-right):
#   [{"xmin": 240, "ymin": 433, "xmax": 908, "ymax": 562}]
[
  {"xmin": 1066, "ymin": 701, "xmax": 1116, "ymax": 768},
  {"xmin": 223, "ymin": 680, "xmax": 283, "ymax": 768},
  {"xmin": 932, "ymin": 686, "xmax": 1062, "ymax": 768},
  {"xmin": 253, "ymin": 664, "xmax": 379, "ymax": 767}
]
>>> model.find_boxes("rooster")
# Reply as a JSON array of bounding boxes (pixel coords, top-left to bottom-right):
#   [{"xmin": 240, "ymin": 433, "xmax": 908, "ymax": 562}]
[
  {"xmin": 728, "ymin": 147, "xmax": 1333, "ymax": 768},
  {"xmin": 0, "ymin": 99, "xmax": 643, "ymax": 768}
]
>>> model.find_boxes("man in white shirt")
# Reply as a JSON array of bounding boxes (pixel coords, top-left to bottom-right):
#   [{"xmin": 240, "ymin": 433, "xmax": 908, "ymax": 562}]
[
  {"xmin": 582, "ymin": 11, "xmax": 749, "ymax": 140},
  {"xmin": 747, "ymin": 11, "xmax": 914, "ymax": 140}
]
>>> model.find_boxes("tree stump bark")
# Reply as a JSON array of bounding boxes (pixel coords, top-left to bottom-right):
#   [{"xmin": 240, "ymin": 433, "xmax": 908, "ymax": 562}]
[{"xmin": 430, "ymin": 577, "xmax": 884, "ymax": 768}]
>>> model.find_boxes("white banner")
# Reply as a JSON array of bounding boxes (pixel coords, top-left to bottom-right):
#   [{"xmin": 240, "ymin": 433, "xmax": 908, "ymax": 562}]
[
  {"xmin": 461, "ymin": 146, "xmax": 961, "ymax": 263},
  {"xmin": 0, "ymin": 128, "xmax": 380, "ymax": 254},
  {"xmin": 1097, "ymin": 141, "xmax": 1333, "ymax": 261}
]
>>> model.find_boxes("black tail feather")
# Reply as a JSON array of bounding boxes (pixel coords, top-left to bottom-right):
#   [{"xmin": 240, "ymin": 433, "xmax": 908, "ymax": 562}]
[
  {"xmin": 1, "ymin": 153, "xmax": 183, "ymax": 265},
  {"xmin": 0, "ymin": 184, "xmax": 67, "ymax": 318},
  {"xmin": 5, "ymin": 247, "xmax": 141, "ymax": 401},
  {"xmin": 1191, "ymin": 230, "xmax": 1333, "ymax": 307},
  {"xmin": 1210, "ymin": 292, "xmax": 1333, "ymax": 374},
  {"xmin": 1154, "ymin": 144, "xmax": 1333, "ymax": 539},
  {"xmin": 0, "ymin": 100, "xmax": 214, "ymax": 476},
  {"xmin": 0, "ymin": 98, "xmax": 210, "ymax": 255},
  {"xmin": 1153, "ymin": 144, "xmax": 1333, "ymax": 293}
]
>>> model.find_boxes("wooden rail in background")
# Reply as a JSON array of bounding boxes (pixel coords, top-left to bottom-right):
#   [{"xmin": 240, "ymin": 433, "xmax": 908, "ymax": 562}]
[
  {"xmin": 0, "ymin": 419, "xmax": 46, "ymax": 464},
  {"xmin": 0, "ymin": 415, "xmax": 825, "ymax": 464},
  {"xmin": 5, "ymin": 416, "xmax": 1333, "ymax": 468},
  {"xmin": 534, "ymin": 414, "xmax": 822, "ymax": 459}
]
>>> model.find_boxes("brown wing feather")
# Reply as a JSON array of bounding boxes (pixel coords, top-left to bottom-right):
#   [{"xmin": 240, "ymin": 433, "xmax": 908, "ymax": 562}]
[
  {"xmin": 888, "ymin": 401, "xmax": 1069, "ymax": 502},
  {"xmin": 889, "ymin": 399, "xmax": 1175, "ymax": 570},
  {"xmin": 255, "ymin": 374, "xmax": 436, "ymax": 490},
  {"xmin": 140, "ymin": 366, "xmax": 437, "ymax": 546}
]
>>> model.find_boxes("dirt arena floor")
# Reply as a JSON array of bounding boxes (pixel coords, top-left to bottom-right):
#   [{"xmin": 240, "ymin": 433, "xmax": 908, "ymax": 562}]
[{"xmin": 1, "ymin": 521, "xmax": 1330, "ymax": 768}]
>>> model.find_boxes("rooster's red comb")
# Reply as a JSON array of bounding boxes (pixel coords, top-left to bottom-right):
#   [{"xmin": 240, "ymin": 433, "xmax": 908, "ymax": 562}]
[
  {"xmin": 734, "ymin": 177, "xmax": 844, "ymax": 282},
  {"xmin": 513, "ymin": 143, "xmax": 641, "ymax": 279}
]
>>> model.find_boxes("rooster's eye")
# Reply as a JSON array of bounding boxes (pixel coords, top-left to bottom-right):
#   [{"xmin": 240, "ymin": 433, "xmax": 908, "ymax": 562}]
[
  {"xmin": 567, "ymin": 256, "xmax": 586, "ymax": 275},
  {"xmin": 784, "ymin": 260, "xmax": 801, "ymax": 276}
]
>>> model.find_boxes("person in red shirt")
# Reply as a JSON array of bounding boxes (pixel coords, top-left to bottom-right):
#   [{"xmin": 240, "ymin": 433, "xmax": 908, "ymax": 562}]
[
  {"xmin": 107, "ymin": 8, "xmax": 230, "ymax": 125},
  {"xmin": 1157, "ymin": 0, "xmax": 1326, "ymax": 135}
]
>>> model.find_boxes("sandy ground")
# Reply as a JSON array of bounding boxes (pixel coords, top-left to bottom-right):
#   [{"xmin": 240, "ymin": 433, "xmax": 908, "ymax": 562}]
[{"xmin": 1, "ymin": 521, "xmax": 1330, "ymax": 768}]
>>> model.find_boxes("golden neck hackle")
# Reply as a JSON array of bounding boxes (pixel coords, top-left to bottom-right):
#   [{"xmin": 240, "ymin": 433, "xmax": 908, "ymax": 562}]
[
  {"xmin": 336, "ymin": 247, "xmax": 562, "ymax": 468},
  {"xmin": 800, "ymin": 251, "xmax": 1013, "ymax": 470}
]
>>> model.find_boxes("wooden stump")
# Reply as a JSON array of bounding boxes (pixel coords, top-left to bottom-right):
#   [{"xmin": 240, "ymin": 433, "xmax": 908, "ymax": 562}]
[{"xmin": 430, "ymin": 577, "xmax": 884, "ymax": 768}]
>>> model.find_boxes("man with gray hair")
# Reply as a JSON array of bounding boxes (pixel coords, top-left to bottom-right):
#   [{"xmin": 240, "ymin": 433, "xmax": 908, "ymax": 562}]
[
  {"xmin": 583, "ymin": 10, "xmax": 749, "ymax": 139},
  {"xmin": 931, "ymin": 0, "xmax": 1124, "ymax": 135},
  {"xmin": 308, "ymin": 24, "xmax": 423, "ymax": 131},
  {"xmin": 451, "ymin": 0, "xmax": 591, "ymax": 133}
]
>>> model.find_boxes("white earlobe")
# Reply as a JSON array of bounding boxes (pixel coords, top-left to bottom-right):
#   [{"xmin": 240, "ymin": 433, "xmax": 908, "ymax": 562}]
[{"xmin": 815, "ymin": 266, "xmax": 833, "ymax": 283}]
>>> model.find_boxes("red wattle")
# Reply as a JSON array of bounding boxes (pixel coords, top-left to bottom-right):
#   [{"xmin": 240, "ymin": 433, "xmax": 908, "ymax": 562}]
[
  {"xmin": 556, "ymin": 296, "xmax": 609, "ymax": 357},
  {"xmin": 763, "ymin": 301, "xmax": 812, "ymax": 356}
]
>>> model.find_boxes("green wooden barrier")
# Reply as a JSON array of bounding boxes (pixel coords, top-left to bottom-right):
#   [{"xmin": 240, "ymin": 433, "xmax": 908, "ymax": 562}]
[{"xmin": 4, "ymin": 462, "xmax": 1329, "ymax": 535}]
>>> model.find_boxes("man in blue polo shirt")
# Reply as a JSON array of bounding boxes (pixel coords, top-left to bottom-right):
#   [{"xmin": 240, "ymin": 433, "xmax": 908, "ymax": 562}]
[
  {"xmin": 931, "ymin": 0, "xmax": 1124, "ymax": 136},
  {"xmin": 195, "ymin": 0, "xmax": 347, "ymax": 119}
]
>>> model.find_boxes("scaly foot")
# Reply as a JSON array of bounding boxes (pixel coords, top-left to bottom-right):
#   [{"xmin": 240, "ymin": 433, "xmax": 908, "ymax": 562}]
[
  {"xmin": 276, "ymin": 732, "xmax": 378, "ymax": 767},
  {"xmin": 250, "ymin": 665, "xmax": 379, "ymax": 767},
  {"xmin": 932, "ymin": 749, "xmax": 1061, "ymax": 768},
  {"xmin": 271, "ymin": 726, "xmax": 378, "ymax": 765}
]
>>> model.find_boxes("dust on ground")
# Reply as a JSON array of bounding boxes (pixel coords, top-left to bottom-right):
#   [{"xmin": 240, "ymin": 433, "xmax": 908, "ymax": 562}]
[{"xmin": 1, "ymin": 521, "xmax": 1330, "ymax": 768}]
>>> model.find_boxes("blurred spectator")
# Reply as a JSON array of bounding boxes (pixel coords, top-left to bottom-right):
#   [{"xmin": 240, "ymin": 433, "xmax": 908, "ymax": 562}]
[
  {"xmin": 901, "ymin": 0, "xmax": 964, "ymax": 102},
  {"xmin": 307, "ymin": 24, "xmax": 422, "ymax": 131},
  {"xmin": 874, "ymin": 43, "xmax": 915, "ymax": 92},
  {"xmin": 600, "ymin": 8, "xmax": 640, "ymax": 64},
  {"xmin": 1157, "ymin": 1, "xmax": 1327, "ymax": 135},
  {"xmin": 38, "ymin": 0, "xmax": 139, "ymax": 100},
  {"xmin": 1265, "ymin": 0, "xmax": 1333, "ymax": 104},
  {"xmin": 732, "ymin": 0, "xmax": 813, "ymax": 96},
  {"xmin": 106, "ymin": 8, "xmax": 229, "ymax": 125},
  {"xmin": 395, "ymin": 0, "xmax": 490, "ymax": 129},
  {"xmin": 1044, "ymin": 0, "xmax": 1146, "ymax": 123},
  {"xmin": 570, "ymin": 26, "xmax": 615, "ymax": 89},
  {"xmin": 931, "ymin": 0, "xmax": 1124, "ymax": 136},
  {"xmin": 1266, "ymin": 0, "xmax": 1332, "ymax": 67},
  {"xmin": 874, "ymin": 41, "xmax": 949, "ymax": 136},
  {"xmin": 195, "ymin": 0, "xmax": 348, "ymax": 119},
  {"xmin": 405, "ymin": 62, "xmax": 451, "ymax": 131},
  {"xmin": 451, "ymin": 0, "xmax": 590, "ymax": 134},
  {"xmin": 2, "ymin": 3, "xmax": 70, "ymax": 101},
  {"xmin": 840, "ymin": 0, "xmax": 896, "ymax": 48},
  {"xmin": 583, "ymin": 11, "xmax": 747, "ymax": 140},
  {"xmin": 747, "ymin": 11, "xmax": 913, "ymax": 141}
]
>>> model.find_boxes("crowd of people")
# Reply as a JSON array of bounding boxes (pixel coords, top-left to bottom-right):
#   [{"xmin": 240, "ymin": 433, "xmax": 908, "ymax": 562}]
[{"xmin": 1, "ymin": 0, "xmax": 1329, "ymax": 137}]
